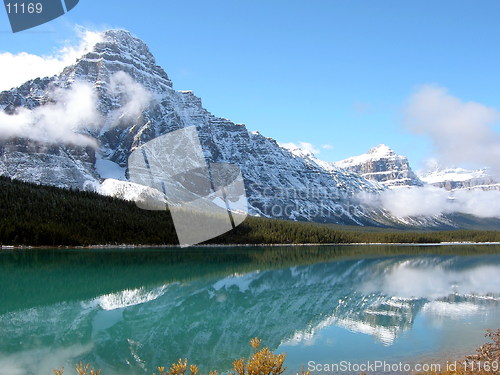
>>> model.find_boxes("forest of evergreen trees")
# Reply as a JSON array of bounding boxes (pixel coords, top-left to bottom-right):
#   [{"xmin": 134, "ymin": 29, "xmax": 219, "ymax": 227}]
[{"xmin": 1, "ymin": 176, "xmax": 499, "ymax": 246}]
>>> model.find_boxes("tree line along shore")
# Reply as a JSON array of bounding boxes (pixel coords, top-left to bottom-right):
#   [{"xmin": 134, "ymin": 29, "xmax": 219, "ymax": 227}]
[{"xmin": 1, "ymin": 176, "xmax": 500, "ymax": 247}]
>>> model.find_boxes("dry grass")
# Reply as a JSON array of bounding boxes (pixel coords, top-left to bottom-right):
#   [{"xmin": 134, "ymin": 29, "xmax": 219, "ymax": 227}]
[
  {"xmin": 153, "ymin": 337, "xmax": 300, "ymax": 375},
  {"xmin": 54, "ymin": 362, "xmax": 101, "ymax": 375},
  {"xmin": 232, "ymin": 337, "xmax": 287, "ymax": 375},
  {"xmin": 53, "ymin": 338, "xmax": 307, "ymax": 375},
  {"xmin": 53, "ymin": 332, "xmax": 499, "ymax": 375}
]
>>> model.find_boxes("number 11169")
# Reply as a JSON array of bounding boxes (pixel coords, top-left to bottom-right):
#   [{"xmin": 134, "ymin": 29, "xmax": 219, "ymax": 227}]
[{"xmin": 5, "ymin": 2, "xmax": 43, "ymax": 14}]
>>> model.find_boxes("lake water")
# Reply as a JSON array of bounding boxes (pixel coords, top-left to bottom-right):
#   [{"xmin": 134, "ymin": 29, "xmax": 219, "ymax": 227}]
[{"xmin": 0, "ymin": 245, "xmax": 499, "ymax": 375}]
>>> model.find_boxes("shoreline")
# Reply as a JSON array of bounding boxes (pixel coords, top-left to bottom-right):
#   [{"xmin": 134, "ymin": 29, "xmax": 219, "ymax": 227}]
[{"xmin": 2, "ymin": 241, "xmax": 500, "ymax": 250}]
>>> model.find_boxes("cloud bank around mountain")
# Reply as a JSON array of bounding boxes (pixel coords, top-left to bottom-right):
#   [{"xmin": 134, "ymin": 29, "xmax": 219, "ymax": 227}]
[
  {"xmin": 0, "ymin": 28, "xmax": 103, "ymax": 91},
  {"xmin": 405, "ymin": 85, "xmax": 500, "ymax": 173},
  {"xmin": 360, "ymin": 186, "xmax": 500, "ymax": 219},
  {"xmin": 0, "ymin": 82, "xmax": 101, "ymax": 147},
  {"xmin": 0, "ymin": 69, "xmax": 153, "ymax": 147},
  {"xmin": 108, "ymin": 71, "xmax": 154, "ymax": 126}
]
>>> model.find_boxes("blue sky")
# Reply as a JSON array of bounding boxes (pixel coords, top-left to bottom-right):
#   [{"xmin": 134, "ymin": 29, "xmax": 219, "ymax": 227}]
[{"xmin": 1, "ymin": 0, "xmax": 500, "ymax": 170}]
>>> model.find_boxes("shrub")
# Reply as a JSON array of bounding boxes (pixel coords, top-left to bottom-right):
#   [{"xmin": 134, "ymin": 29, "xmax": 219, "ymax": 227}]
[{"xmin": 54, "ymin": 333, "xmax": 499, "ymax": 375}]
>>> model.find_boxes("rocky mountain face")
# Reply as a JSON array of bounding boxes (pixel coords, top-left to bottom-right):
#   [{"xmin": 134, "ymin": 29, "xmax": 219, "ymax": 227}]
[
  {"xmin": 334, "ymin": 144, "xmax": 424, "ymax": 188},
  {"xmin": 0, "ymin": 30, "xmax": 388, "ymax": 225},
  {"xmin": 419, "ymin": 167, "xmax": 500, "ymax": 191}
]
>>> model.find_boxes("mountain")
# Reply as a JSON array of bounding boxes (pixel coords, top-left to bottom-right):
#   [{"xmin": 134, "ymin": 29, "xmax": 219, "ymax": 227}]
[
  {"xmin": 334, "ymin": 144, "xmax": 424, "ymax": 188},
  {"xmin": 0, "ymin": 29, "xmax": 389, "ymax": 226},
  {"xmin": 419, "ymin": 167, "xmax": 500, "ymax": 191},
  {"xmin": 0, "ymin": 30, "xmax": 494, "ymax": 229}
]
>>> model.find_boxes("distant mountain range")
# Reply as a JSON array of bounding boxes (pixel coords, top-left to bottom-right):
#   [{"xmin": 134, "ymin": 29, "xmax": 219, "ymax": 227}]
[
  {"xmin": 334, "ymin": 145, "xmax": 500, "ymax": 192},
  {"xmin": 0, "ymin": 29, "xmax": 498, "ymax": 228},
  {"xmin": 420, "ymin": 167, "xmax": 500, "ymax": 191}
]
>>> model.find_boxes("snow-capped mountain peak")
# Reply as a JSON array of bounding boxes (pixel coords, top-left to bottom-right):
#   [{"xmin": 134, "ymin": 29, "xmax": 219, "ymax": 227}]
[
  {"xmin": 367, "ymin": 144, "xmax": 395, "ymax": 157},
  {"xmin": 334, "ymin": 145, "xmax": 423, "ymax": 188},
  {"xmin": 337, "ymin": 144, "xmax": 398, "ymax": 168},
  {"xmin": 61, "ymin": 29, "xmax": 173, "ymax": 93}
]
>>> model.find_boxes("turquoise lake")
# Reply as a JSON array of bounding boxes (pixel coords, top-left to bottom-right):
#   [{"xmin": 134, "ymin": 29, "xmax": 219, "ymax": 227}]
[{"xmin": 0, "ymin": 245, "xmax": 499, "ymax": 375}]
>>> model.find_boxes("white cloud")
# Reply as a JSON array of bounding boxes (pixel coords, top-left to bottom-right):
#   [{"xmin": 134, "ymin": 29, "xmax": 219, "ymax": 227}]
[
  {"xmin": 321, "ymin": 144, "xmax": 333, "ymax": 150},
  {"xmin": 366, "ymin": 85, "xmax": 500, "ymax": 220},
  {"xmin": 0, "ymin": 82, "xmax": 101, "ymax": 147},
  {"xmin": 0, "ymin": 28, "xmax": 103, "ymax": 91},
  {"xmin": 380, "ymin": 186, "xmax": 450, "ymax": 218},
  {"xmin": 280, "ymin": 141, "xmax": 320, "ymax": 155},
  {"xmin": 0, "ymin": 72, "xmax": 154, "ymax": 147},
  {"xmin": 405, "ymin": 85, "xmax": 500, "ymax": 172},
  {"xmin": 452, "ymin": 189, "xmax": 500, "ymax": 218},
  {"xmin": 108, "ymin": 71, "xmax": 154, "ymax": 127},
  {"xmin": 360, "ymin": 186, "xmax": 449, "ymax": 217},
  {"xmin": 360, "ymin": 186, "xmax": 500, "ymax": 219}
]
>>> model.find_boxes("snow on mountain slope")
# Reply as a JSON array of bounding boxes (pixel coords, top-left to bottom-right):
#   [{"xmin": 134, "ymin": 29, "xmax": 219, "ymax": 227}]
[
  {"xmin": 0, "ymin": 143, "xmax": 100, "ymax": 190},
  {"xmin": 99, "ymin": 178, "xmax": 167, "ymax": 205},
  {"xmin": 334, "ymin": 144, "xmax": 424, "ymax": 188}
]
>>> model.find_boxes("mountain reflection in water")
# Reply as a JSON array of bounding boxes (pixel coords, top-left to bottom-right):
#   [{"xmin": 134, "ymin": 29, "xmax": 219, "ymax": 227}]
[{"xmin": 0, "ymin": 246, "xmax": 499, "ymax": 375}]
